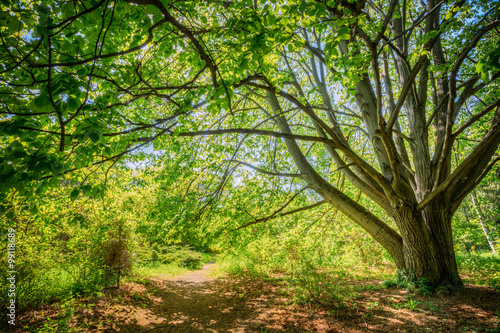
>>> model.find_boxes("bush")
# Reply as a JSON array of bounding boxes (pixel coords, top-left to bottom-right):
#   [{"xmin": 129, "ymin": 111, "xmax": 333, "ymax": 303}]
[
  {"xmin": 97, "ymin": 231, "xmax": 133, "ymax": 286},
  {"xmin": 218, "ymin": 225, "xmax": 395, "ymax": 305},
  {"xmin": 457, "ymin": 252, "xmax": 500, "ymax": 289},
  {"xmin": 382, "ymin": 269, "xmax": 433, "ymax": 295},
  {"xmin": 138, "ymin": 244, "xmax": 205, "ymax": 269},
  {"xmin": 0, "ymin": 205, "xmax": 137, "ymax": 310}
]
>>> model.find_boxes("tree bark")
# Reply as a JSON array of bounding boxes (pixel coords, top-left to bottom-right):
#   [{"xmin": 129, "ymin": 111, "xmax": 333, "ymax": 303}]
[{"xmin": 393, "ymin": 200, "xmax": 463, "ymax": 288}]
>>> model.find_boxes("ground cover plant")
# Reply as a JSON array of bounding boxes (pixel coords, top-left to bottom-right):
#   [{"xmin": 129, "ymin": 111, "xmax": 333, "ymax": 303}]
[
  {"xmin": 1, "ymin": 0, "xmax": 500, "ymax": 331},
  {"xmin": 4, "ymin": 257, "xmax": 500, "ymax": 333},
  {"xmin": 2, "ymin": 0, "xmax": 500, "ymax": 288}
]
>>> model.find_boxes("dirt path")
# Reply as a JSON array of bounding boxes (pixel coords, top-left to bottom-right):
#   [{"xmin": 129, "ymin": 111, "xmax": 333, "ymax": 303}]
[
  {"xmin": 11, "ymin": 264, "xmax": 500, "ymax": 332},
  {"xmin": 119, "ymin": 263, "xmax": 269, "ymax": 332},
  {"xmin": 81, "ymin": 263, "xmax": 306, "ymax": 333}
]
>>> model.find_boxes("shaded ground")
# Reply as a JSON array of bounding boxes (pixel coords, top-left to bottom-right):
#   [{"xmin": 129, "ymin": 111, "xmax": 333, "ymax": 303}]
[{"xmin": 8, "ymin": 264, "xmax": 500, "ymax": 332}]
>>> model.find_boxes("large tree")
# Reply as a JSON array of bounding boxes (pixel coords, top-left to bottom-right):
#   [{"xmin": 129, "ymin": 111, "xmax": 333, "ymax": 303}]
[{"xmin": 1, "ymin": 0, "xmax": 499, "ymax": 288}]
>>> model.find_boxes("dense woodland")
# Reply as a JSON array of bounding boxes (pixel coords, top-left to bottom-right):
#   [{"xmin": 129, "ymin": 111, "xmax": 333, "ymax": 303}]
[{"xmin": 1, "ymin": 0, "xmax": 500, "ymax": 331}]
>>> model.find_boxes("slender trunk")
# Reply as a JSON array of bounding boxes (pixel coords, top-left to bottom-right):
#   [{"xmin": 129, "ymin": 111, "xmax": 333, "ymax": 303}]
[
  {"xmin": 471, "ymin": 191, "xmax": 497, "ymax": 254},
  {"xmin": 118, "ymin": 224, "xmax": 122, "ymax": 288}
]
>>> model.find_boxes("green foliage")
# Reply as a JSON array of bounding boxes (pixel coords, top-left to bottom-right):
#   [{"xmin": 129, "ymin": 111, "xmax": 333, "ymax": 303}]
[
  {"xmin": 476, "ymin": 41, "xmax": 500, "ymax": 81},
  {"xmin": 391, "ymin": 296, "xmax": 421, "ymax": 311},
  {"xmin": 382, "ymin": 269, "xmax": 433, "ymax": 295},
  {"xmin": 138, "ymin": 244, "xmax": 206, "ymax": 269},
  {"xmin": 404, "ymin": 297, "xmax": 420, "ymax": 311},
  {"xmin": 0, "ymin": 168, "xmax": 147, "ymax": 309},
  {"xmin": 424, "ymin": 300, "xmax": 440, "ymax": 313},
  {"xmin": 0, "ymin": 0, "xmax": 499, "ymax": 311},
  {"xmin": 457, "ymin": 252, "xmax": 500, "ymax": 289},
  {"xmin": 453, "ymin": 170, "xmax": 500, "ymax": 254},
  {"xmin": 133, "ymin": 263, "xmax": 190, "ymax": 278},
  {"xmin": 219, "ymin": 218, "xmax": 394, "ymax": 305},
  {"xmin": 29, "ymin": 297, "xmax": 77, "ymax": 333}
]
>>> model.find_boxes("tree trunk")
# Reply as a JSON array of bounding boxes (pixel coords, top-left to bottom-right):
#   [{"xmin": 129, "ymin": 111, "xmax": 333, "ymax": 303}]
[
  {"xmin": 393, "ymin": 201, "xmax": 463, "ymax": 289},
  {"xmin": 471, "ymin": 191, "xmax": 497, "ymax": 254}
]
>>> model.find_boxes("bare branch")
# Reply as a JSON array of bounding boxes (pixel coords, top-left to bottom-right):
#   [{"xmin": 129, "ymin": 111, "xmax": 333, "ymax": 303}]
[
  {"xmin": 453, "ymin": 99, "xmax": 500, "ymax": 137},
  {"xmin": 228, "ymin": 159, "xmax": 303, "ymax": 178},
  {"xmin": 177, "ymin": 128, "xmax": 337, "ymax": 146},
  {"xmin": 235, "ymin": 199, "xmax": 326, "ymax": 231}
]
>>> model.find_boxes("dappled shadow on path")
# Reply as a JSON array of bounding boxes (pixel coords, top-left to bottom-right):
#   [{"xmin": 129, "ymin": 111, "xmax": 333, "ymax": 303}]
[
  {"xmin": 337, "ymin": 281, "xmax": 500, "ymax": 332},
  {"xmin": 69, "ymin": 263, "xmax": 332, "ymax": 333},
  {"xmin": 100, "ymin": 275, "xmax": 267, "ymax": 332},
  {"xmin": 76, "ymin": 263, "xmax": 334, "ymax": 332},
  {"xmin": 10, "ymin": 265, "xmax": 500, "ymax": 333}
]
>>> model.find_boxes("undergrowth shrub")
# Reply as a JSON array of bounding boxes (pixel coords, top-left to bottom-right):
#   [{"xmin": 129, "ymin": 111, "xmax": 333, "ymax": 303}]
[
  {"xmin": 138, "ymin": 244, "xmax": 205, "ymax": 269},
  {"xmin": 0, "ymin": 199, "xmax": 138, "ymax": 309},
  {"xmin": 382, "ymin": 269, "xmax": 433, "ymax": 295},
  {"xmin": 98, "ymin": 230, "xmax": 133, "ymax": 285},
  {"xmin": 0, "ymin": 230, "xmax": 70, "ymax": 307},
  {"xmin": 284, "ymin": 271, "xmax": 347, "ymax": 306},
  {"xmin": 456, "ymin": 252, "xmax": 500, "ymax": 289},
  {"xmin": 219, "ymin": 223, "xmax": 394, "ymax": 305}
]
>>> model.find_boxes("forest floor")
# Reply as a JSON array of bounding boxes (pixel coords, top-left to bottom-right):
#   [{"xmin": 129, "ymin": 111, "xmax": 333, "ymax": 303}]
[{"xmin": 11, "ymin": 263, "xmax": 500, "ymax": 333}]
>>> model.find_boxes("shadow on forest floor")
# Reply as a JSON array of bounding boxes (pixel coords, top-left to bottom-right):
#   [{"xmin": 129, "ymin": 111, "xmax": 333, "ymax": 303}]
[{"xmin": 6, "ymin": 264, "xmax": 500, "ymax": 333}]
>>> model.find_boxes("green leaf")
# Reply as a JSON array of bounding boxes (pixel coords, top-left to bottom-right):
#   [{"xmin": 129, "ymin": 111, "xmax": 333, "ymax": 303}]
[
  {"xmin": 77, "ymin": 68, "xmax": 90, "ymax": 77},
  {"xmin": 239, "ymin": 56, "xmax": 249, "ymax": 71},
  {"xmin": 34, "ymin": 95, "xmax": 51, "ymax": 110},
  {"xmin": 62, "ymin": 3, "xmax": 74, "ymax": 16},
  {"xmin": 14, "ymin": 181, "xmax": 25, "ymax": 193},
  {"xmin": 13, "ymin": 150, "xmax": 27, "ymax": 158},
  {"xmin": 67, "ymin": 96, "xmax": 80, "ymax": 110},
  {"xmin": 88, "ymin": 131, "xmax": 100, "ymax": 143},
  {"xmin": 70, "ymin": 188, "xmax": 80, "ymax": 200},
  {"xmin": 81, "ymin": 184, "xmax": 93, "ymax": 195}
]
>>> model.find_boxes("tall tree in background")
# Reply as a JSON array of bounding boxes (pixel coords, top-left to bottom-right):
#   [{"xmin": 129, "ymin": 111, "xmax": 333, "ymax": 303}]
[{"xmin": 1, "ymin": 0, "xmax": 499, "ymax": 288}]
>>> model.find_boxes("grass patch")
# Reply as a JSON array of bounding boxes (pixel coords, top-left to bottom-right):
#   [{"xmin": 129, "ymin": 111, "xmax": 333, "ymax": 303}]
[
  {"xmin": 457, "ymin": 252, "xmax": 500, "ymax": 289},
  {"xmin": 220, "ymin": 250, "xmax": 500, "ymax": 309},
  {"xmin": 131, "ymin": 247, "xmax": 214, "ymax": 280},
  {"xmin": 138, "ymin": 244, "xmax": 213, "ymax": 270},
  {"xmin": 218, "ymin": 250, "xmax": 394, "ymax": 306},
  {"xmin": 132, "ymin": 262, "xmax": 191, "ymax": 278}
]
